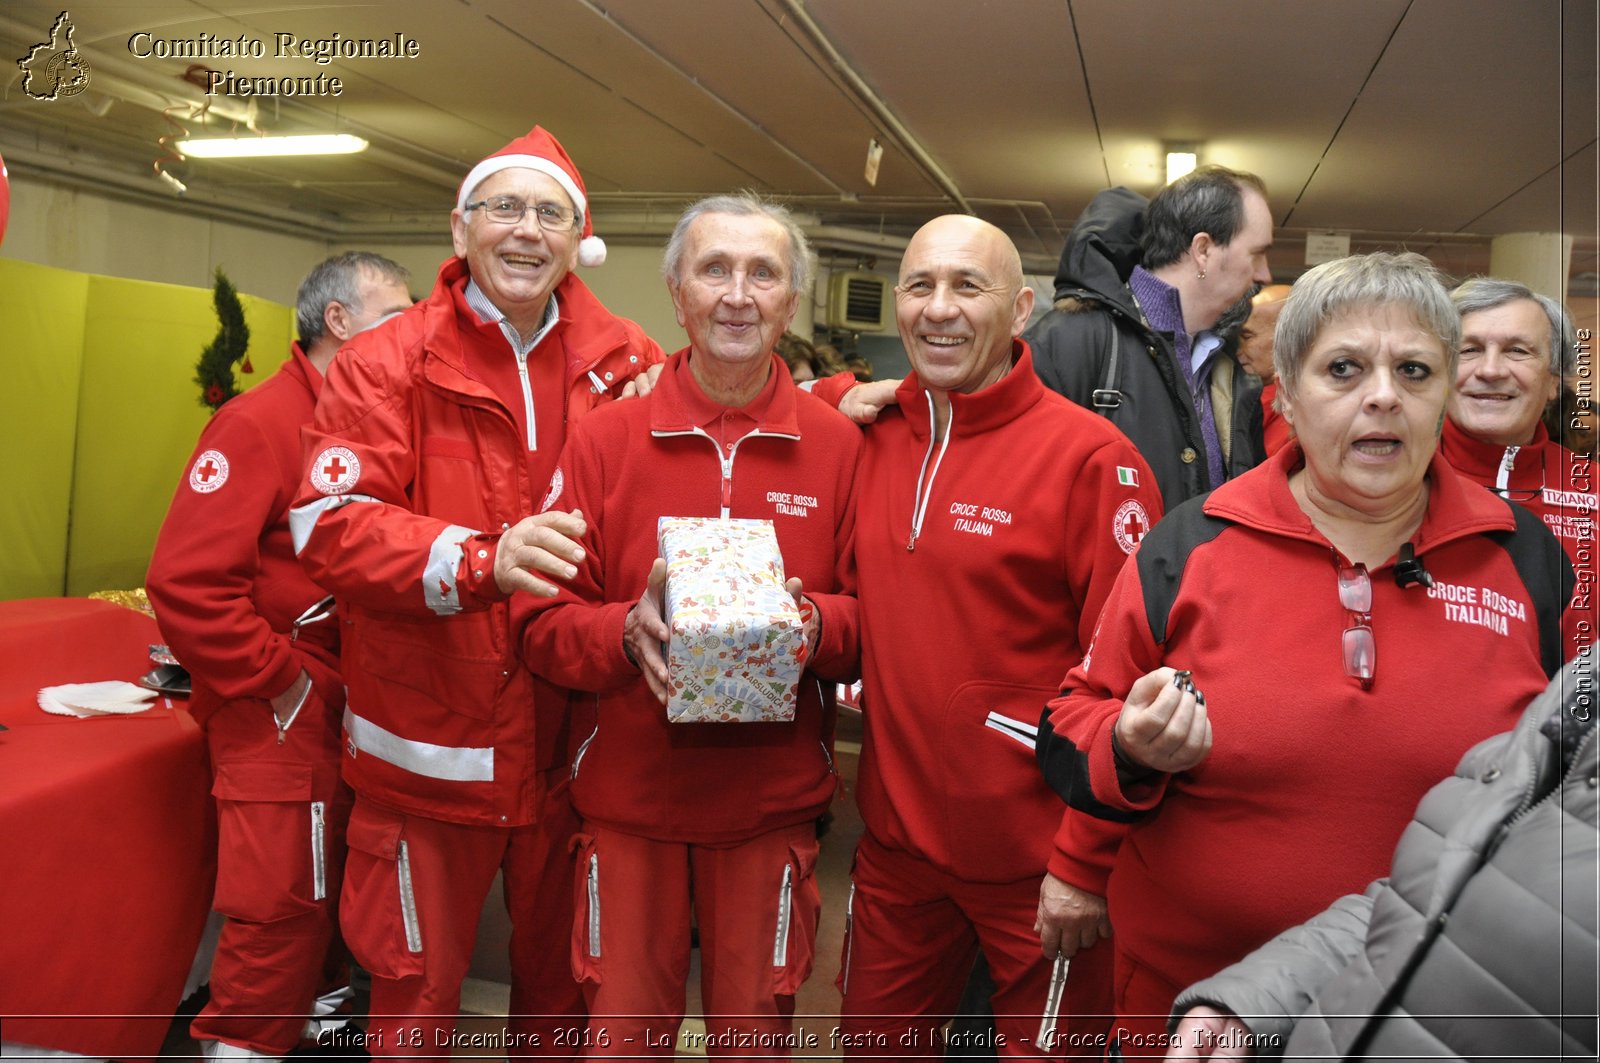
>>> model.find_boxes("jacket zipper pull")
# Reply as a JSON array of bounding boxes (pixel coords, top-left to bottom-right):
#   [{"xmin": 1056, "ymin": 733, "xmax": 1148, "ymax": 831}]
[{"xmin": 290, "ymin": 595, "xmax": 336, "ymax": 643}]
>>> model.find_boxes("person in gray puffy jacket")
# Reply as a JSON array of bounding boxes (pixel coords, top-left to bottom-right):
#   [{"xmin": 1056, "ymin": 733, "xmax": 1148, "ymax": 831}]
[{"xmin": 1165, "ymin": 646, "xmax": 1598, "ymax": 1062}]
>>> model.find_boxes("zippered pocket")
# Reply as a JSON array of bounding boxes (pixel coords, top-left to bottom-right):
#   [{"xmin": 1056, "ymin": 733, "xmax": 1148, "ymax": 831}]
[
  {"xmin": 310, "ymin": 801, "xmax": 327, "ymax": 901},
  {"xmin": 397, "ymin": 839, "xmax": 422, "ymax": 953},
  {"xmin": 771, "ymin": 837, "xmax": 820, "ymax": 995},
  {"xmin": 773, "ymin": 864, "xmax": 794, "ymax": 966},
  {"xmin": 339, "ymin": 800, "xmax": 424, "ymax": 979},
  {"xmin": 570, "ymin": 833, "xmax": 603, "ymax": 985}
]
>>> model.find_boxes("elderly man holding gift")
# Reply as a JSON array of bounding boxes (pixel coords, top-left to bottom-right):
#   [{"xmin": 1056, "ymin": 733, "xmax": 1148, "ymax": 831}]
[{"xmin": 521, "ymin": 192, "xmax": 861, "ymax": 1056}]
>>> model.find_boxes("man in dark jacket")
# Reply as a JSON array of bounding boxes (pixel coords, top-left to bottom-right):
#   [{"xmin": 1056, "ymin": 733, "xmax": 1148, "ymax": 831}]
[
  {"xmin": 1165, "ymin": 647, "xmax": 1598, "ymax": 1061},
  {"xmin": 1024, "ymin": 168, "xmax": 1273, "ymax": 508}
]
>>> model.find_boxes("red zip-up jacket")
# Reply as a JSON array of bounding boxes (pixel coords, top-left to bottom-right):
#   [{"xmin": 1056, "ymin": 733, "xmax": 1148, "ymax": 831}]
[
  {"xmin": 290, "ymin": 257, "xmax": 663, "ymax": 827},
  {"xmin": 1040, "ymin": 444, "xmax": 1568, "ymax": 1015},
  {"xmin": 1440, "ymin": 418, "xmax": 1596, "ymax": 657},
  {"xmin": 521, "ymin": 350, "xmax": 860, "ymax": 844},
  {"xmin": 853, "ymin": 342, "xmax": 1162, "ymax": 884},
  {"xmin": 149, "ymin": 343, "xmax": 339, "ymax": 724}
]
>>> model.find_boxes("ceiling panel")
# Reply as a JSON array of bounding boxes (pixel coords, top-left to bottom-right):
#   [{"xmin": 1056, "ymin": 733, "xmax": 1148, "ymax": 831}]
[
  {"xmin": 474, "ymin": 1, "xmax": 856, "ymax": 196},
  {"xmin": 585, "ymin": 0, "xmax": 939, "ymax": 200},
  {"xmin": 1563, "ymin": 0, "xmax": 1599, "ymax": 154},
  {"xmin": 1288, "ymin": 0, "xmax": 1575, "ymax": 233},
  {"xmin": 804, "ymin": 0, "xmax": 1099, "ymax": 237},
  {"xmin": 1470, "ymin": 141, "xmax": 1600, "ymax": 243},
  {"xmin": 1, "ymin": 0, "xmax": 1594, "ymax": 283},
  {"xmin": 1073, "ymin": 0, "xmax": 1410, "ymax": 223}
]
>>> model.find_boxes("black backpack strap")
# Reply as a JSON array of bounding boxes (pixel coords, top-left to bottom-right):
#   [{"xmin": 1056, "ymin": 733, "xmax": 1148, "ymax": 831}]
[
  {"xmin": 1487, "ymin": 502, "xmax": 1577, "ymax": 677},
  {"xmin": 1092, "ymin": 324, "xmax": 1122, "ymax": 411},
  {"xmin": 1137, "ymin": 497, "xmax": 1232, "ymax": 644},
  {"xmin": 1037, "ymin": 497, "xmax": 1231, "ymax": 821}
]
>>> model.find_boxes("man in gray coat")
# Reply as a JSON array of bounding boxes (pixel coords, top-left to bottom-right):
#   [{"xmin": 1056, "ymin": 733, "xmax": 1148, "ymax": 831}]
[{"xmin": 1164, "ymin": 647, "xmax": 1598, "ymax": 1061}]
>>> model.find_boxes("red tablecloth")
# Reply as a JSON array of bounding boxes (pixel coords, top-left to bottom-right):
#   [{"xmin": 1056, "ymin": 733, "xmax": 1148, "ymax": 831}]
[{"xmin": 0, "ymin": 598, "xmax": 214, "ymax": 1058}]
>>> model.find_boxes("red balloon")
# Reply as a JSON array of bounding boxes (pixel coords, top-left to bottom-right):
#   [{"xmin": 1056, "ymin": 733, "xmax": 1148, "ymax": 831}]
[{"xmin": 0, "ymin": 151, "xmax": 9, "ymax": 247}]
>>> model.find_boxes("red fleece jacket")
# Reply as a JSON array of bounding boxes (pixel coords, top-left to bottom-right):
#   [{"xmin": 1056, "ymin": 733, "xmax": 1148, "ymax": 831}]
[
  {"xmin": 852, "ymin": 342, "xmax": 1163, "ymax": 884},
  {"xmin": 1044, "ymin": 444, "xmax": 1562, "ymax": 1018},
  {"xmin": 521, "ymin": 350, "xmax": 861, "ymax": 844},
  {"xmin": 149, "ymin": 344, "xmax": 339, "ymax": 724},
  {"xmin": 1440, "ymin": 418, "xmax": 1596, "ymax": 657}
]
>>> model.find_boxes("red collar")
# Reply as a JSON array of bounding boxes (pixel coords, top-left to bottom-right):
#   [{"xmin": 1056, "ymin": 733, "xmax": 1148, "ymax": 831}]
[
  {"xmin": 648, "ymin": 348, "xmax": 800, "ymax": 437},
  {"xmin": 1439, "ymin": 418, "xmax": 1554, "ymax": 491},
  {"xmin": 429, "ymin": 255, "xmax": 634, "ymax": 381},
  {"xmin": 1204, "ymin": 440, "xmax": 1518, "ymax": 563},
  {"xmin": 894, "ymin": 339, "xmax": 1046, "ymax": 440},
  {"xmin": 286, "ymin": 341, "xmax": 323, "ymax": 401}
]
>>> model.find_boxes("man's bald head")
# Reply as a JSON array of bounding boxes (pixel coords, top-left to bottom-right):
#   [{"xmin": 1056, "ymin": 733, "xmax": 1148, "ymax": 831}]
[
  {"xmin": 895, "ymin": 214, "xmax": 1035, "ymax": 398},
  {"xmin": 1237, "ymin": 283, "xmax": 1293, "ymax": 382},
  {"xmin": 904, "ymin": 214, "xmax": 1026, "ymax": 293}
]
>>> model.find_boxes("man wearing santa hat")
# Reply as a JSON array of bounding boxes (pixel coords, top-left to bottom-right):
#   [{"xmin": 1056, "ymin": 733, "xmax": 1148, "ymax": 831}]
[{"xmin": 291, "ymin": 126, "xmax": 664, "ymax": 1059}]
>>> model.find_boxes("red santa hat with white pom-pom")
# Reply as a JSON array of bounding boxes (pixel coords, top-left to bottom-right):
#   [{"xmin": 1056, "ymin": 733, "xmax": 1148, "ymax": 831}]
[{"xmin": 456, "ymin": 125, "xmax": 606, "ymax": 268}]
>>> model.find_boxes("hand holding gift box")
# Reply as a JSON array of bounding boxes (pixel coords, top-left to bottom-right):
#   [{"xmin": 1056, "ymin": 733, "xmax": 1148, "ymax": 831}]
[
  {"xmin": 622, "ymin": 556, "xmax": 673, "ymax": 701},
  {"xmin": 645, "ymin": 517, "xmax": 811, "ymax": 722}
]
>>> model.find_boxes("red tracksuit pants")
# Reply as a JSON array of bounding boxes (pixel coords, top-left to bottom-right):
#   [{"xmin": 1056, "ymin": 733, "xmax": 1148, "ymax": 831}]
[
  {"xmin": 190, "ymin": 672, "xmax": 354, "ymax": 1056},
  {"xmin": 337, "ymin": 771, "xmax": 585, "ymax": 1062},
  {"xmin": 1104, "ymin": 957, "xmax": 1192, "ymax": 1061},
  {"xmin": 837, "ymin": 833, "xmax": 1114, "ymax": 1061},
  {"xmin": 571, "ymin": 822, "xmax": 823, "ymax": 1060}
]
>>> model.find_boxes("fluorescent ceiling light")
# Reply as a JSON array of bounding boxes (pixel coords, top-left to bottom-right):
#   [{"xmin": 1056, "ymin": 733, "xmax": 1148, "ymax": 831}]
[
  {"xmin": 1165, "ymin": 150, "xmax": 1198, "ymax": 184},
  {"xmin": 176, "ymin": 134, "xmax": 369, "ymax": 159}
]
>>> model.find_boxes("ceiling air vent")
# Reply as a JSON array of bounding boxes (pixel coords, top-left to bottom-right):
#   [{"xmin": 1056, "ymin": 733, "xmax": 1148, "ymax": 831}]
[{"xmin": 825, "ymin": 271, "xmax": 890, "ymax": 332}]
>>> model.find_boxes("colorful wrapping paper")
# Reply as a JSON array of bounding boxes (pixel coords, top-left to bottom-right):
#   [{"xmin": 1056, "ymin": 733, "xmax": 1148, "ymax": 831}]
[{"xmin": 657, "ymin": 516, "xmax": 802, "ymax": 722}]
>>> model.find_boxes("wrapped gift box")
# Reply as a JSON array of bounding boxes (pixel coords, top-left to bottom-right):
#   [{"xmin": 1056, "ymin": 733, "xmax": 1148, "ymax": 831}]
[{"xmin": 658, "ymin": 516, "xmax": 803, "ymax": 722}]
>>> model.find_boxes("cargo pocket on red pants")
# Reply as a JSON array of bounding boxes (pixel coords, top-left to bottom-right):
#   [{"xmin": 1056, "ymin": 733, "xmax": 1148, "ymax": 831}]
[
  {"xmin": 772, "ymin": 838, "xmax": 821, "ymax": 995},
  {"xmin": 569, "ymin": 832, "xmax": 602, "ymax": 986},
  {"xmin": 339, "ymin": 802, "xmax": 425, "ymax": 981},
  {"xmin": 211, "ymin": 758, "xmax": 320, "ymax": 923}
]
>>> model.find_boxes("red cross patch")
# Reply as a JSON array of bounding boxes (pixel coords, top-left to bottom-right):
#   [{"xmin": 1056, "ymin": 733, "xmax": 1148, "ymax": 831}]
[
  {"xmin": 188, "ymin": 449, "xmax": 229, "ymax": 494},
  {"xmin": 310, "ymin": 446, "xmax": 362, "ymax": 495},
  {"xmin": 539, "ymin": 467, "xmax": 565, "ymax": 514},
  {"xmin": 1113, "ymin": 499, "xmax": 1151, "ymax": 555}
]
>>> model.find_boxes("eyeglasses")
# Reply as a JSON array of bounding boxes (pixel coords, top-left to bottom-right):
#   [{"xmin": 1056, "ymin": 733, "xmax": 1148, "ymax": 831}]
[
  {"xmin": 1489, "ymin": 449, "xmax": 1546, "ymax": 504},
  {"xmin": 463, "ymin": 196, "xmax": 578, "ymax": 231},
  {"xmin": 1336, "ymin": 560, "xmax": 1375, "ymax": 690}
]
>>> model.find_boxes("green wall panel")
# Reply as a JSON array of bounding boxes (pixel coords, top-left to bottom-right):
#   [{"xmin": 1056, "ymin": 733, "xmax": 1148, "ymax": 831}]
[
  {"xmin": 0, "ymin": 258, "xmax": 293, "ymax": 599},
  {"xmin": 68, "ymin": 275, "xmax": 291, "ymax": 595},
  {"xmin": 0, "ymin": 259, "xmax": 89, "ymax": 599}
]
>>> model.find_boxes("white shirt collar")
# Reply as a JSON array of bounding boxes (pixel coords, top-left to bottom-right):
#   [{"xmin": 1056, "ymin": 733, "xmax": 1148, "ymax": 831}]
[{"xmin": 464, "ymin": 278, "xmax": 559, "ymax": 359}]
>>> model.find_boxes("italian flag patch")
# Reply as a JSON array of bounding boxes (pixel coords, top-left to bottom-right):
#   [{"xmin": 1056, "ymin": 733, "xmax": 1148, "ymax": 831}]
[{"xmin": 1117, "ymin": 466, "xmax": 1139, "ymax": 487}]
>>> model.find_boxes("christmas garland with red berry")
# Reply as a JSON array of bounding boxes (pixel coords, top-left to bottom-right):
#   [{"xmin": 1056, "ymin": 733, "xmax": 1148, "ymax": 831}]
[{"xmin": 194, "ymin": 268, "xmax": 251, "ymax": 412}]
